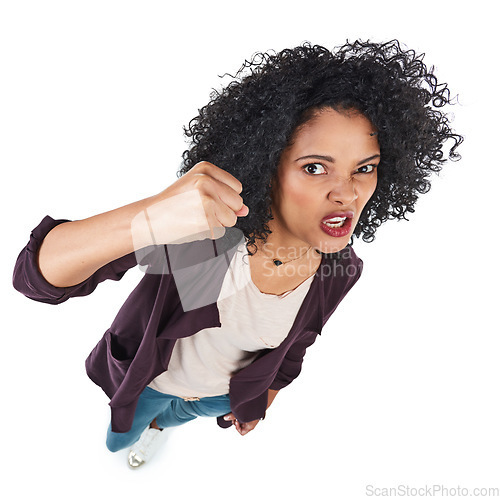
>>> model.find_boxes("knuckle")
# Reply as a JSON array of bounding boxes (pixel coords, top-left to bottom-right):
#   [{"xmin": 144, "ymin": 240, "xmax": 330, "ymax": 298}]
[
  {"xmin": 194, "ymin": 174, "xmax": 214, "ymax": 192},
  {"xmin": 193, "ymin": 161, "xmax": 217, "ymax": 174}
]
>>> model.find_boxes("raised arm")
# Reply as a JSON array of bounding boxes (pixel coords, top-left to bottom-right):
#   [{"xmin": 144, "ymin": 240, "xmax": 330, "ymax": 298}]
[
  {"xmin": 13, "ymin": 162, "xmax": 249, "ymax": 302},
  {"xmin": 38, "ymin": 161, "xmax": 248, "ymax": 288}
]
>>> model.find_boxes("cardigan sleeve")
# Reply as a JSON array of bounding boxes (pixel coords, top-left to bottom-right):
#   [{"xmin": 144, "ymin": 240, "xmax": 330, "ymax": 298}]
[{"xmin": 12, "ymin": 215, "xmax": 139, "ymax": 305}]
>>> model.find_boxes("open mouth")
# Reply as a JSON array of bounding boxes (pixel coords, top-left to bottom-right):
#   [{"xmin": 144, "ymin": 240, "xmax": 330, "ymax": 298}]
[
  {"xmin": 320, "ymin": 213, "xmax": 354, "ymax": 238},
  {"xmin": 322, "ymin": 216, "xmax": 347, "ymax": 228}
]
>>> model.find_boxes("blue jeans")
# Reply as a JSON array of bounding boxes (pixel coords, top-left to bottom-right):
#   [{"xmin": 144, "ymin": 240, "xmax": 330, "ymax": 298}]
[{"xmin": 106, "ymin": 387, "xmax": 231, "ymax": 452}]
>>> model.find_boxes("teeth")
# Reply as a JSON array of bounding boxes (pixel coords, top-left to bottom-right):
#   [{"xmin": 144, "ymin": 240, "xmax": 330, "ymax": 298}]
[{"xmin": 323, "ymin": 217, "xmax": 347, "ymax": 228}]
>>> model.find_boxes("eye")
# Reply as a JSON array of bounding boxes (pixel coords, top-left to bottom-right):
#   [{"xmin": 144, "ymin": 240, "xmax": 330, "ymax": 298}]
[
  {"xmin": 356, "ymin": 164, "xmax": 378, "ymax": 174},
  {"xmin": 302, "ymin": 163, "xmax": 326, "ymax": 175}
]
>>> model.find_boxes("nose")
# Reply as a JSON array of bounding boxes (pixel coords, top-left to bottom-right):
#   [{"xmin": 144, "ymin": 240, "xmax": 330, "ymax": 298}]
[{"xmin": 327, "ymin": 175, "xmax": 358, "ymax": 206}]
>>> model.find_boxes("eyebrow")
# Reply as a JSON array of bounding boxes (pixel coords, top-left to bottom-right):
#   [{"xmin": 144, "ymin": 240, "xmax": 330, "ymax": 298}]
[{"xmin": 295, "ymin": 154, "xmax": 381, "ymax": 166}]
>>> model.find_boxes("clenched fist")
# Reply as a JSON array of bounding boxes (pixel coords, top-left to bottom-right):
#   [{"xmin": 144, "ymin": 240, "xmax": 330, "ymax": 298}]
[{"xmin": 132, "ymin": 161, "xmax": 249, "ymax": 249}]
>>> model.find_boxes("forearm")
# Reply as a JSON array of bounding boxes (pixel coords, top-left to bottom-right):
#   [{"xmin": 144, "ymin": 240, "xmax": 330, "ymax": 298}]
[{"xmin": 37, "ymin": 196, "xmax": 154, "ymax": 288}]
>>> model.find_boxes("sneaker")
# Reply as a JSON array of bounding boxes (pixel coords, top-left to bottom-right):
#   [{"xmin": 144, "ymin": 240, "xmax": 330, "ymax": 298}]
[{"xmin": 127, "ymin": 426, "xmax": 169, "ymax": 469}]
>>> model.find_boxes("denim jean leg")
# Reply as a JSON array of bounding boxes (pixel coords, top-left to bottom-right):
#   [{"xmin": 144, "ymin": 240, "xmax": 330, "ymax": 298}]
[
  {"xmin": 156, "ymin": 394, "xmax": 231, "ymax": 428},
  {"xmin": 106, "ymin": 388, "xmax": 176, "ymax": 452},
  {"xmin": 183, "ymin": 394, "xmax": 231, "ymax": 418},
  {"xmin": 155, "ymin": 397, "xmax": 198, "ymax": 428}
]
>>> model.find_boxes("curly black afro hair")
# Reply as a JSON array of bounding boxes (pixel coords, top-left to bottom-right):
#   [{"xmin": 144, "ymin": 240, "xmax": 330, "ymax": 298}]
[{"xmin": 178, "ymin": 39, "xmax": 463, "ymax": 254}]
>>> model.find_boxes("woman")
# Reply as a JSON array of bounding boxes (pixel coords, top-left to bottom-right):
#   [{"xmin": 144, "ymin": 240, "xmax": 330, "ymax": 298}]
[{"xmin": 12, "ymin": 40, "xmax": 462, "ymax": 468}]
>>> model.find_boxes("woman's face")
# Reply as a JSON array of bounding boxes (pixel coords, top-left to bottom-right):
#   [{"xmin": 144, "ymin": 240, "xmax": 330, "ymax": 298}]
[{"xmin": 270, "ymin": 107, "xmax": 380, "ymax": 254}]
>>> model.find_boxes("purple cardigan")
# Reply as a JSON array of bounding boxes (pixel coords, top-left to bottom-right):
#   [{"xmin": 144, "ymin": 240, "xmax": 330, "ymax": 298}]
[{"xmin": 12, "ymin": 215, "xmax": 363, "ymax": 433}]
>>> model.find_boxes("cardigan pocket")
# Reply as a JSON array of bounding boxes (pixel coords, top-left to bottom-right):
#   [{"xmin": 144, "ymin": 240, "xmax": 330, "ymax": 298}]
[
  {"xmin": 108, "ymin": 331, "xmax": 138, "ymax": 362},
  {"xmin": 85, "ymin": 330, "xmax": 134, "ymax": 399},
  {"xmin": 103, "ymin": 331, "xmax": 134, "ymax": 389}
]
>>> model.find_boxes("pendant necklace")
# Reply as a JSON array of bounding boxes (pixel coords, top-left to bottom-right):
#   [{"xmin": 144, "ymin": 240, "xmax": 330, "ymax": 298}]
[{"xmin": 270, "ymin": 246, "xmax": 312, "ymax": 266}]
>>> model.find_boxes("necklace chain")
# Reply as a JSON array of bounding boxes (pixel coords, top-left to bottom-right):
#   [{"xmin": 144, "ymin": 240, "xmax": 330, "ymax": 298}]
[{"xmin": 270, "ymin": 246, "xmax": 312, "ymax": 266}]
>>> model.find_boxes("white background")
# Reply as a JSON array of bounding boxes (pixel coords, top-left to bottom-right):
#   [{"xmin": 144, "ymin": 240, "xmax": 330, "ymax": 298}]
[{"xmin": 1, "ymin": 1, "xmax": 498, "ymax": 499}]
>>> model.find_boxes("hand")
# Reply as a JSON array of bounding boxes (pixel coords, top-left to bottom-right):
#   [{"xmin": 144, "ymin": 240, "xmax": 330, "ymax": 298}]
[
  {"xmin": 223, "ymin": 412, "xmax": 260, "ymax": 436},
  {"xmin": 132, "ymin": 161, "xmax": 249, "ymax": 248}
]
